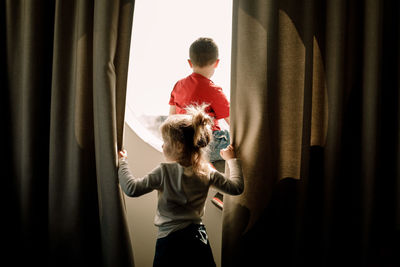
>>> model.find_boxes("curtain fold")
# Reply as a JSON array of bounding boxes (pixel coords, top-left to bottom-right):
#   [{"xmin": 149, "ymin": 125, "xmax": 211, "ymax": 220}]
[
  {"xmin": 92, "ymin": 1, "xmax": 134, "ymax": 265},
  {"xmin": 2, "ymin": 0, "xmax": 135, "ymax": 266},
  {"xmin": 224, "ymin": 0, "xmax": 400, "ymax": 266}
]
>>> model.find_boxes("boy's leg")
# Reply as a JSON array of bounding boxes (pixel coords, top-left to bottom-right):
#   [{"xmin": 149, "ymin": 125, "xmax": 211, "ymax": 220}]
[{"xmin": 209, "ymin": 130, "xmax": 230, "ymax": 162}]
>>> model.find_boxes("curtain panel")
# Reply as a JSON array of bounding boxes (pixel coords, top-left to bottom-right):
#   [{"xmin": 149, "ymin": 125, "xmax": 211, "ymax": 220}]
[
  {"xmin": 1, "ymin": 0, "xmax": 135, "ymax": 266},
  {"xmin": 224, "ymin": 0, "xmax": 400, "ymax": 266}
]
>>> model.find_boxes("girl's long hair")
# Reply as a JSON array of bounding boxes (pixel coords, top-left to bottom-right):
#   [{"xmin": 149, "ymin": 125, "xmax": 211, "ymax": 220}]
[{"xmin": 160, "ymin": 104, "xmax": 213, "ymax": 179}]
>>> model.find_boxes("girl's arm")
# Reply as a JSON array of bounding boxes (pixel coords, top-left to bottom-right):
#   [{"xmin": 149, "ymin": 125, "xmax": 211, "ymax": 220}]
[
  {"xmin": 210, "ymin": 159, "xmax": 244, "ymax": 195},
  {"xmin": 118, "ymin": 150, "xmax": 163, "ymax": 197},
  {"xmin": 210, "ymin": 145, "xmax": 244, "ymax": 195}
]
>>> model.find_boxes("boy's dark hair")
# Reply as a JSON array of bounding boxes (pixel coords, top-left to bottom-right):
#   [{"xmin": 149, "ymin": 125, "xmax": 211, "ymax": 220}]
[{"xmin": 189, "ymin": 37, "xmax": 219, "ymax": 67}]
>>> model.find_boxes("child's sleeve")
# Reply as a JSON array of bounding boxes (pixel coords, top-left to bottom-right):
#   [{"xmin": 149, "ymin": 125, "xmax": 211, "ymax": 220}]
[
  {"xmin": 118, "ymin": 159, "xmax": 163, "ymax": 197},
  {"xmin": 210, "ymin": 159, "xmax": 244, "ymax": 195},
  {"xmin": 210, "ymin": 87, "xmax": 230, "ymax": 120}
]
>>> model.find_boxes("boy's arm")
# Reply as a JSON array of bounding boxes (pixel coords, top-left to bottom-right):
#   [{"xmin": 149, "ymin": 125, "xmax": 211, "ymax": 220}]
[
  {"xmin": 208, "ymin": 86, "xmax": 230, "ymax": 121},
  {"xmin": 169, "ymin": 105, "xmax": 176, "ymax": 115},
  {"xmin": 224, "ymin": 116, "xmax": 230, "ymax": 125}
]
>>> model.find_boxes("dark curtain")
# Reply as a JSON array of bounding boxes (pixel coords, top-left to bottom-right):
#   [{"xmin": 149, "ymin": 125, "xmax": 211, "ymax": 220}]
[
  {"xmin": 1, "ymin": 0, "xmax": 135, "ymax": 266},
  {"xmin": 224, "ymin": 0, "xmax": 400, "ymax": 266}
]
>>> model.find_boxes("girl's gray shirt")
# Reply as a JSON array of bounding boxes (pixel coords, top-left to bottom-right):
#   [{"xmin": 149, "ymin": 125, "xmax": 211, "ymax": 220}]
[{"xmin": 118, "ymin": 158, "xmax": 244, "ymax": 238}]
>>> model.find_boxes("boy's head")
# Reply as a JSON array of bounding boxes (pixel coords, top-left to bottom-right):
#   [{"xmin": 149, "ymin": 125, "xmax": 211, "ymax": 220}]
[{"xmin": 189, "ymin": 37, "xmax": 219, "ymax": 67}]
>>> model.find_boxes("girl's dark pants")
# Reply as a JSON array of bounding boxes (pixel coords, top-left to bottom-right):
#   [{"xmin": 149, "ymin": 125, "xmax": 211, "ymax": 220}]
[{"xmin": 153, "ymin": 224, "xmax": 216, "ymax": 267}]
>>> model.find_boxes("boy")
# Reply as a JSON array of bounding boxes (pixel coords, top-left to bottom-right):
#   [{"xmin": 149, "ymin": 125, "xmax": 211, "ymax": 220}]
[{"xmin": 169, "ymin": 37, "xmax": 230, "ymax": 166}]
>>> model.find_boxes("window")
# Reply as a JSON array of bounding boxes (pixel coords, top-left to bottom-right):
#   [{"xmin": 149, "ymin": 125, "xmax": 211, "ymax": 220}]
[{"xmin": 125, "ymin": 0, "xmax": 232, "ymax": 151}]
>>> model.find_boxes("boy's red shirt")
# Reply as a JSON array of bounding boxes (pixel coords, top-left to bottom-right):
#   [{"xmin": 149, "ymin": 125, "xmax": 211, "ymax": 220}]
[{"xmin": 169, "ymin": 72, "xmax": 229, "ymax": 131}]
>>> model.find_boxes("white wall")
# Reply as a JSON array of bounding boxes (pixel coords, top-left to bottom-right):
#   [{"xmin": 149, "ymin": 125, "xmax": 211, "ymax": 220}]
[{"xmin": 123, "ymin": 123, "xmax": 223, "ymax": 267}]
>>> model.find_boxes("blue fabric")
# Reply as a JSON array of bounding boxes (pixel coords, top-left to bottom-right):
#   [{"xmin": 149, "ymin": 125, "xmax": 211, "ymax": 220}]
[{"xmin": 209, "ymin": 130, "xmax": 230, "ymax": 162}]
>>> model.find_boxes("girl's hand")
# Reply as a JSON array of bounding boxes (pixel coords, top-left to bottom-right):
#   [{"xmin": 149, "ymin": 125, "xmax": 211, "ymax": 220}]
[
  {"xmin": 119, "ymin": 149, "xmax": 128, "ymax": 160},
  {"xmin": 220, "ymin": 145, "xmax": 236, "ymax": 160}
]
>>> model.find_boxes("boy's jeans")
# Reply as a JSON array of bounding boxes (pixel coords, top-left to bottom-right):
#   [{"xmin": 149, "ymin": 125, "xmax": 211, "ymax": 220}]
[{"xmin": 209, "ymin": 130, "xmax": 230, "ymax": 162}]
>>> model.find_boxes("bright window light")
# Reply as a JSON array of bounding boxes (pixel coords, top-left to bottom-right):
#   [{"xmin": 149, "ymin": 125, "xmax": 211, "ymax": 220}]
[{"xmin": 125, "ymin": 0, "xmax": 232, "ymax": 151}]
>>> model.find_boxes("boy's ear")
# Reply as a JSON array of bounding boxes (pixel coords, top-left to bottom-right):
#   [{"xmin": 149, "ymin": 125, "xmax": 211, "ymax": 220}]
[
  {"xmin": 188, "ymin": 59, "xmax": 193, "ymax": 68},
  {"xmin": 214, "ymin": 59, "xmax": 220, "ymax": 68}
]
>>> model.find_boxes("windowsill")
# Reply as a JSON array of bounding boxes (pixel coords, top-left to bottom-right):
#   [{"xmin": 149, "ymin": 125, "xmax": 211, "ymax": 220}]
[
  {"xmin": 125, "ymin": 104, "xmax": 230, "ymax": 154},
  {"xmin": 125, "ymin": 105, "xmax": 166, "ymax": 152}
]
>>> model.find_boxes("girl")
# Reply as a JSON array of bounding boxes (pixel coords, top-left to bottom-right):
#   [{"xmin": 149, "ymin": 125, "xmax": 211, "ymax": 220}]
[{"xmin": 118, "ymin": 105, "xmax": 244, "ymax": 267}]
